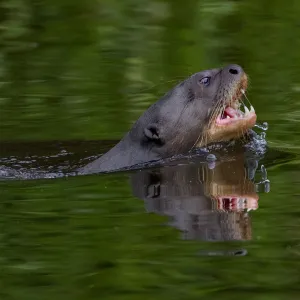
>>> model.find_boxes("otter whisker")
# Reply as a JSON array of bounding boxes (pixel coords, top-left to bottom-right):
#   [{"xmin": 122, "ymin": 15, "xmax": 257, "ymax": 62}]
[
  {"xmin": 208, "ymin": 101, "xmax": 224, "ymax": 129},
  {"xmin": 241, "ymin": 89, "xmax": 253, "ymax": 108},
  {"xmin": 190, "ymin": 85, "xmax": 218, "ymax": 150},
  {"xmin": 192, "ymin": 99, "xmax": 224, "ymax": 150},
  {"xmin": 207, "ymin": 99, "xmax": 223, "ymax": 127}
]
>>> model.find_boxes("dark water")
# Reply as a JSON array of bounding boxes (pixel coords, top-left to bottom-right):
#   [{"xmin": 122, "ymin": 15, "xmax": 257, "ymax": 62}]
[{"xmin": 1, "ymin": 0, "xmax": 300, "ymax": 299}]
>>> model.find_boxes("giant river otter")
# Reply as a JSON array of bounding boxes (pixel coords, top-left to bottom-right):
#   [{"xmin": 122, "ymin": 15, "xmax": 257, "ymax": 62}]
[{"xmin": 79, "ymin": 64, "xmax": 257, "ymax": 174}]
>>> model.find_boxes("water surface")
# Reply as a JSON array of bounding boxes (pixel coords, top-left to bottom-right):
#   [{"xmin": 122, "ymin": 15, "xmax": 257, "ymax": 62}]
[{"xmin": 1, "ymin": 0, "xmax": 300, "ymax": 299}]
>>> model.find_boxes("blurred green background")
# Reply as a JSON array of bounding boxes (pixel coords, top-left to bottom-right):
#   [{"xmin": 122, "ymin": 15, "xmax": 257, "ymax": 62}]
[
  {"xmin": 0, "ymin": 0, "xmax": 299, "ymax": 150},
  {"xmin": 1, "ymin": 1, "xmax": 300, "ymax": 300}
]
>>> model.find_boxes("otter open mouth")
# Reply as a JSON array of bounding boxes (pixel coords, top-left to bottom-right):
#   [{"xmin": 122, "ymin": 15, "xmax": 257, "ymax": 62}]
[
  {"xmin": 215, "ymin": 195, "xmax": 258, "ymax": 212},
  {"xmin": 200, "ymin": 73, "xmax": 257, "ymax": 146},
  {"xmin": 215, "ymin": 74, "xmax": 256, "ymax": 128},
  {"xmin": 216, "ymin": 102, "xmax": 256, "ymax": 126}
]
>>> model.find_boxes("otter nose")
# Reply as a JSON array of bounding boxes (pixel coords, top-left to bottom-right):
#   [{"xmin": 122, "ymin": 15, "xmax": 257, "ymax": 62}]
[{"xmin": 227, "ymin": 64, "xmax": 244, "ymax": 75}]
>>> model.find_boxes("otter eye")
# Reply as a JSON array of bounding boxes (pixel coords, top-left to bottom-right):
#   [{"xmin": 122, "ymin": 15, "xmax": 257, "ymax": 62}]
[{"xmin": 199, "ymin": 77, "xmax": 210, "ymax": 86}]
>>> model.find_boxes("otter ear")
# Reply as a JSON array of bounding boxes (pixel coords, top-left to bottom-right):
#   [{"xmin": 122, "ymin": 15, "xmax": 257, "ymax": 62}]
[
  {"xmin": 144, "ymin": 123, "xmax": 163, "ymax": 144},
  {"xmin": 147, "ymin": 182, "xmax": 161, "ymax": 198}
]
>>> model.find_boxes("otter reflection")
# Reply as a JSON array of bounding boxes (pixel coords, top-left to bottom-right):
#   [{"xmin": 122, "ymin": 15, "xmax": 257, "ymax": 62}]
[{"xmin": 131, "ymin": 152, "xmax": 266, "ymax": 242}]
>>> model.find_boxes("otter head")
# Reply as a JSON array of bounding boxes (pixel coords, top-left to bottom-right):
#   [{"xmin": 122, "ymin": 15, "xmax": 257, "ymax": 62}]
[
  {"xmin": 199, "ymin": 64, "xmax": 257, "ymax": 147},
  {"xmin": 132, "ymin": 64, "xmax": 256, "ymax": 159}
]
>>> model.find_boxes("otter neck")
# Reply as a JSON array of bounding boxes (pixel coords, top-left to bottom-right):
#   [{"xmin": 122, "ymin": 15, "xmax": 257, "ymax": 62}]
[{"xmin": 79, "ymin": 133, "xmax": 159, "ymax": 174}]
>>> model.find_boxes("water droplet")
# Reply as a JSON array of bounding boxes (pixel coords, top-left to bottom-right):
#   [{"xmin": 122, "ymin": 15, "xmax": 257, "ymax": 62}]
[
  {"xmin": 261, "ymin": 165, "xmax": 267, "ymax": 180},
  {"xmin": 262, "ymin": 122, "xmax": 269, "ymax": 130},
  {"xmin": 254, "ymin": 122, "xmax": 269, "ymax": 131},
  {"xmin": 206, "ymin": 154, "xmax": 217, "ymax": 162},
  {"xmin": 207, "ymin": 161, "xmax": 216, "ymax": 169},
  {"xmin": 264, "ymin": 179, "xmax": 270, "ymax": 193},
  {"xmin": 246, "ymin": 159, "xmax": 258, "ymax": 180},
  {"xmin": 247, "ymin": 169, "xmax": 256, "ymax": 180}
]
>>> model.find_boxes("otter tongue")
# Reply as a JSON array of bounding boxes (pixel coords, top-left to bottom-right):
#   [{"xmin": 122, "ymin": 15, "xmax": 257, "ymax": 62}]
[{"xmin": 225, "ymin": 107, "xmax": 238, "ymax": 118}]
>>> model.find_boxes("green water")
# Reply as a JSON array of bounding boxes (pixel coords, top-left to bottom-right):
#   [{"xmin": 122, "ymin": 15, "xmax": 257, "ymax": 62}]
[{"xmin": 1, "ymin": 0, "xmax": 300, "ymax": 299}]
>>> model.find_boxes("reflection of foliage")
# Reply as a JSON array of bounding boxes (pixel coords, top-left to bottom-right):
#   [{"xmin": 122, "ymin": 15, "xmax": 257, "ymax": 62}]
[
  {"xmin": 0, "ymin": 0, "xmax": 299, "ymax": 148},
  {"xmin": 1, "ymin": 164, "xmax": 300, "ymax": 299}
]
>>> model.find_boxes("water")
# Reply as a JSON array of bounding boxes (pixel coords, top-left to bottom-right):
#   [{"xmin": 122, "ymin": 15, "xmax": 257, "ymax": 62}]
[{"xmin": 1, "ymin": 0, "xmax": 300, "ymax": 299}]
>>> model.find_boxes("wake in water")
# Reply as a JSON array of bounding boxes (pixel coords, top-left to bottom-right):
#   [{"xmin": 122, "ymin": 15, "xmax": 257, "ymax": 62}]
[{"xmin": 0, "ymin": 124, "xmax": 270, "ymax": 181}]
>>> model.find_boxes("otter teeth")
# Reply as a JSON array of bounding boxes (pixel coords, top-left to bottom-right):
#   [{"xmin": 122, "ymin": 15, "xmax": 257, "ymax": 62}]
[
  {"xmin": 244, "ymin": 105, "xmax": 250, "ymax": 115},
  {"xmin": 243, "ymin": 104, "xmax": 255, "ymax": 116},
  {"xmin": 244, "ymin": 104, "xmax": 250, "ymax": 116}
]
